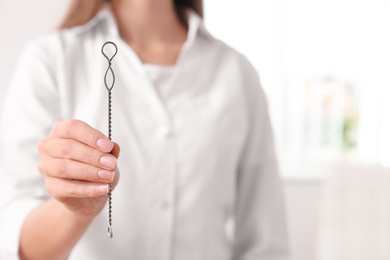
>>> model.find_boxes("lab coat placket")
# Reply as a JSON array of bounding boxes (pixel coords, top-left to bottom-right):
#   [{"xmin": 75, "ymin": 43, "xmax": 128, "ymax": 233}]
[{"xmin": 117, "ymin": 41, "xmax": 177, "ymax": 260}]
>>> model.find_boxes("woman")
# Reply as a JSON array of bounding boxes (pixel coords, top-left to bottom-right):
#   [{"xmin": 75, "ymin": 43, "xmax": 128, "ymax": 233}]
[{"xmin": 0, "ymin": 0, "xmax": 289, "ymax": 259}]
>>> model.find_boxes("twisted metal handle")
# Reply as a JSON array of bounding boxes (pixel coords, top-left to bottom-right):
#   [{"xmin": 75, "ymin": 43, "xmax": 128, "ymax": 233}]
[{"xmin": 102, "ymin": 41, "xmax": 118, "ymax": 238}]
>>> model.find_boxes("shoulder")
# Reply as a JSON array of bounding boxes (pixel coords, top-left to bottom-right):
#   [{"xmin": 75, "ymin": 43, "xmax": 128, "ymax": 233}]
[
  {"xmin": 200, "ymin": 32, "xmax": 261, "ymax": 90},
  {"xmin": 18, "ymin": 13, "xmax": 111, "ymax": 81},
  {"xmin": 22, "ymin": 8, "xmax": 109, "ymax": 59},
  {"xmin": 198, "ymin": 25, "xmax": 259, "ymax": 78},
  {"xmin": 14, "ymin": 34, "xmax": 59, "ymax": 80},
  {"xmin": 219, "ymin": 40, "xmax": 257, "ymax": 76},
  {"xmin": 199, "ymin": 33, "xmax": 267, "ymax": 107},
  {"xmin": 189, "ymin": 8, "xmax": 257, "ymax": 78}
]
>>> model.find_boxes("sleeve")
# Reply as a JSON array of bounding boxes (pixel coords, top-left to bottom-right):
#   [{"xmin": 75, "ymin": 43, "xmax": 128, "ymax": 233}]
[
  {"xmin": 0, "ymin": 37, "xmax": 61, "ymax": 259},
  {"xmin": 232, "ymin": 58, "xmax": 290, "ymax": 260}
]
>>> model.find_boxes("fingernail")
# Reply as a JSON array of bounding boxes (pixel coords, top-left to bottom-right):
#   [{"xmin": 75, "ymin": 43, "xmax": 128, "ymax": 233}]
[
  {"xmin": 100, "ymin": 156, "xmax": 116, "ymax": 168},
  {"xmin": 98, "ymin": 170, "xmax": 114, "ymax": 181},
  {"xmin": 97, "ymin": 138, "xmax": 113, "ymax": 151},
  {"xmin": 96, "ymin": 184, "xmax": 109, "ymax": 194}
]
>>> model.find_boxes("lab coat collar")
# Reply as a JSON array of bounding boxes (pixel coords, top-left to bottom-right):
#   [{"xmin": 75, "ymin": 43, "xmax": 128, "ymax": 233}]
[{"xmin": 89, "ymin": 3, "xmax": 212, "ymax": 83}]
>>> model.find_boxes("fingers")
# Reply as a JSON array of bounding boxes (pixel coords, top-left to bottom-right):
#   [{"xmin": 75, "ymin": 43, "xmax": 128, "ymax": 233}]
[
  {"xmin": 38, "ymin": 157, "xmax": 116, "ymax": 183},
  {"xmin": 38, "ymin": 119, "xmax": 122, "ymax": 203},
  {"xmin": 43, "ymin": 167, "xmax": 120, "ymax": 199},
  {"xmin": 51, "ymin": 120, "xmax": 113, "ymax": 153},
  {"xmin": 45, "ymin": 178, "xmax": 109, "ymax": 199},
  {"xmin": 111, "ymin": 142, "xmax": 120, "ymax": 159},
  {"xmin": 111, "ymin": 166, "xmax": 120, "ymax": 190},
  {"xmin": 41, "ymin": 138, "xmax": 117, "ymax": 170}
]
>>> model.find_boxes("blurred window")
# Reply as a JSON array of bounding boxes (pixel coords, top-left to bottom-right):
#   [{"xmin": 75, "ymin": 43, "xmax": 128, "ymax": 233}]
[{"xmin": 204, "ymin": 0, "xmax": 390, "ymax": 175}]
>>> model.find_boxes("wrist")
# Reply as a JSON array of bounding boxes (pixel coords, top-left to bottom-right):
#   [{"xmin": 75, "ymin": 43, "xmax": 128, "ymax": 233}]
[{"xmin": 50, "ymin": 198, "xmax": 97, "ymax": 224}]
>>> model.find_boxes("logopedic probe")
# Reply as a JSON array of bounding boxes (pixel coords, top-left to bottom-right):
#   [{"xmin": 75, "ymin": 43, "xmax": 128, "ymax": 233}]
[{"xmin": 101, "ymin": 41, "xmax": 118, "ymax": 238}]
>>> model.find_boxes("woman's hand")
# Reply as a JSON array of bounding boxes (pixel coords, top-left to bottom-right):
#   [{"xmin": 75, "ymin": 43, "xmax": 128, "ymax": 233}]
[{"xmin": 37, "ymin": 119, "xmax": 120, "ymax": 218}]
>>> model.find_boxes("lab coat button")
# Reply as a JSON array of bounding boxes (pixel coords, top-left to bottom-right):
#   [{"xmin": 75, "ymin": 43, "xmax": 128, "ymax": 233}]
[{"xmin": 156, "ymin": 125, "xmax": 170, "ymax": 139}]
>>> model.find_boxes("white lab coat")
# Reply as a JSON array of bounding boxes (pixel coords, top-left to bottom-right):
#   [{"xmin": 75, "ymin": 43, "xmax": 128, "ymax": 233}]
[{"xmin": 0, "ymin": 6, "xmax": 289, "ymax": 260}]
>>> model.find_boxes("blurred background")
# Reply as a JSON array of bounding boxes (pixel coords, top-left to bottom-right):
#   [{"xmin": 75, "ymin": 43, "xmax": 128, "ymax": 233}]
[{"xmin": 1, "ymin": 0, "xmax": 389, "ymax": 259}]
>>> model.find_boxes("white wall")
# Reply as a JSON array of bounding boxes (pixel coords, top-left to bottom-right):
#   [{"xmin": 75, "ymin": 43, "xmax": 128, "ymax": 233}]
[{"xmin": 0, "ymin": 0, "xmax": 70, "ymax": 108}]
